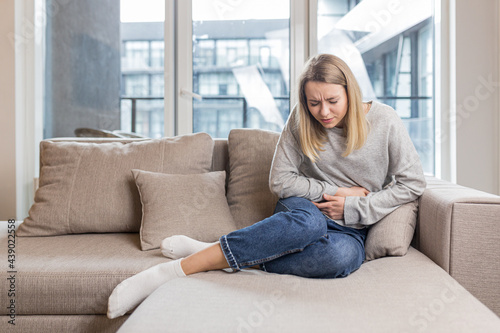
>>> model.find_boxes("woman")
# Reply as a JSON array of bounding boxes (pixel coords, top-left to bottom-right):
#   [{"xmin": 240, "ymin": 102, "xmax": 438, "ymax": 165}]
[{"xmin": 107, "ymin": 54, "xmax": 426, "ymax": 319}]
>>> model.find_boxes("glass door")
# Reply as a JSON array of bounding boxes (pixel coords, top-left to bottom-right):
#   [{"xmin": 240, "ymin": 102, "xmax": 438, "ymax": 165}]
[
  {"xmin": 315, "ymin": 0, "xmax": 435, "ymax": 174},
  {"xmin": 120, "ymin": 0, "xmax": 165, "ymax": 138},
  {"xmin": 184, "ymin": 0, "xmax": 291, "ymax": 138}
]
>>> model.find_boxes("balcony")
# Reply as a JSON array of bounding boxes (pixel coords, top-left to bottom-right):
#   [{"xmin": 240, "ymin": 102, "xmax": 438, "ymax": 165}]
[{"xmin": 120, "ymin": 96, "xmax": 290, "ymax": 139}]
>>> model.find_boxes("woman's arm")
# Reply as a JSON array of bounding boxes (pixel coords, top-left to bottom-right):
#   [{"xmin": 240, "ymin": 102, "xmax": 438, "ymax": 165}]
[
  {"xmin": 269, "ymin": 116, "xmax": 338, "ymax": 202},
  {"xmin": 314, "ymin": 162, "xmax": 425, "ymax": 225},
  {"xmin": 343, "ymin": 159, "xmax": 426, "ymax": 226},
  {"xmin": 341, "ymin": 109, "xmax": 427, "ymax": 226},
  {"xmin": 316, "ymin": 108, "xmax": 426, "ymax": 226}
]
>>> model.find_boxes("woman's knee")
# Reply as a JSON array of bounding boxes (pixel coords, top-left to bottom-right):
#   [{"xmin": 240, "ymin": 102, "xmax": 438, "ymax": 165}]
[
  {"xmin": 275, "ymin": 197, "xmax": 319, "ymax": 212},
  {"xmin": 298, "ymin": 237, "xmax": 364, "ymax": 278},
  {"xmin": 323, "ymin": 241, "xmax": 364, "ymax": 278},
  {"xmin": 274, "ymin": 197, "xmax": 327, "ymax": 239},
  {"xmin": 275, "ymin": 197, "xmax": 325, "ymax": 222}
]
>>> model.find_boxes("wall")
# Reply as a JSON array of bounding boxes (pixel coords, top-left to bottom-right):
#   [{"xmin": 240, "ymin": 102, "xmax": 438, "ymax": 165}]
[
  {"xmin": 455, "ymin": 0, "xmax": 499, "ymax": 195},
  {"xmin": 0, "ymin": 0, "xmax": 16, "ymax": 220}
]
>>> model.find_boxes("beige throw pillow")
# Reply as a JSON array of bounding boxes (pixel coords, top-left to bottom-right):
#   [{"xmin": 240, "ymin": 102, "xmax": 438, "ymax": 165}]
[
  {"xmin": 133, "ymin": 170, "xmax": 236, "ymax": 250},
  {"xmin": 226, "ymin": 129, "xmax": 280, "ymax": 229},
  {"xmin": 364, "ymin": 200, "xmax": 419, "ymax": 261},
  {"xmin": 18, "ymin": 133, "xmax": 214, "ymax": 236}
]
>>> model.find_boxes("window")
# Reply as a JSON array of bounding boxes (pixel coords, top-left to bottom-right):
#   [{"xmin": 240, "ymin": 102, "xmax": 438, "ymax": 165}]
[
  {"xmin": 316, "ymin": 0, "xmax": 435, "ymax": 174},
  {"xmin": 41, "ymin": 0, "xmax": 434, "ymax": 172},
  {"xmin": 42, "ymin": 0, "xmax": 165, "ymax": 139},
  {"xmin": 123, "ymin": 41, "xmax": 149, "ymax": 69},
  {"xmin": 191, "ymin": 0, "xmax": 291, "ymax": 138},
  {"xmin": 120, "ymin": 1, "xmax": 165, "ymax": 138},
  {"xmin": 17, "ymin": 0, "xmax": 442, "ymax": 220}
]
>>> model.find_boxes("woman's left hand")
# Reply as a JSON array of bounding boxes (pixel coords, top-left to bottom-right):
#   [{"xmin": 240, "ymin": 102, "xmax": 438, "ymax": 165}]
[{"xmin": 312, "ymin": 194, "xmax": 345, "ymax": 220}]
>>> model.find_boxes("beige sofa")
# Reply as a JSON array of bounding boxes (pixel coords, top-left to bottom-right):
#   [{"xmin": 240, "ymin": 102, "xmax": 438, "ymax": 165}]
[{"xmin": 1, "ymin": 129, "xmax": 499, "ymax": 332}]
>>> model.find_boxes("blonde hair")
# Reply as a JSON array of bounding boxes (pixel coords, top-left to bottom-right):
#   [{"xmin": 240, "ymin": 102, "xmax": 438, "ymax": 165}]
[{"xmin": 296, "ymin": 54, "xmax": 369, "ymax": 162}]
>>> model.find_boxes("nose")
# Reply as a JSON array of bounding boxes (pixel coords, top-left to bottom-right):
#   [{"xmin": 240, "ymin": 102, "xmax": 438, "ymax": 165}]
[{"xmin": 320, "ymin": 102, "xmax": 330, "ymax": 117}]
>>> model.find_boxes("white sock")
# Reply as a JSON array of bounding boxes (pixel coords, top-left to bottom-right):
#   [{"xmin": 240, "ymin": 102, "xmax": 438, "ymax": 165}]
[
  {"xmin": 107, "ymin": 259, "xmax": 186, "ymax": 319},
  {"xmin": 161, "ymin": 235, "xmax": 217, "ymax": 259}
]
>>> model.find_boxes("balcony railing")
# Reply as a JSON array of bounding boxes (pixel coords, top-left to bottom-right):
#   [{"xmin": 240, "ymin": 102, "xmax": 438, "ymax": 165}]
[
  {"xmin": 120, "ymin": 95, "xmax": 290, "ymax": 138},
  {"xmin": 120, "ymin": 95, "xmax": 431, "ymax": 139},
  {"xmin": 120, "ymin": 96, "xmax": 164, "ymax": 134}
]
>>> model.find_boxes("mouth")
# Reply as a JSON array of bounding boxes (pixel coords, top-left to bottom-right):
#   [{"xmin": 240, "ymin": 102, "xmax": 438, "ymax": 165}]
[{"xmin": 320, "ymin": 118, "xmax": 334, "ymax": 124}]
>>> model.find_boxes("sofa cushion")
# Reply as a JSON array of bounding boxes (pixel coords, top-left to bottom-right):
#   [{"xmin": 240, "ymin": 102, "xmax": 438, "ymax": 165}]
[
  {"xmin": 364, "ymin": 200, "xmax": 418, "ymax": 260},
  {"xmin": 18, "ymin": 133, "xmax": 214, "ymax": 236},
  {"xmin": 133, "ymin": 169, "xmax": 236, "ymax": 250},
  {"xmin": 0, "ymin": 230, "xmax": 168, "ymax": 315},
  {"xmin": 116, "ymin": 247, "xmax": 500, "ymax": 333},
  {"xmin": 226, "ymin": 129, "xmax": 280, "ymax": 229}
]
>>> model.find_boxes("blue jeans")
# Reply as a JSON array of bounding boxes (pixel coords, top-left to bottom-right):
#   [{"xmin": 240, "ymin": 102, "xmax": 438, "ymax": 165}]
[{"xmin": 220, "ymin": 197, "xmax": 367, "ymax": 279}]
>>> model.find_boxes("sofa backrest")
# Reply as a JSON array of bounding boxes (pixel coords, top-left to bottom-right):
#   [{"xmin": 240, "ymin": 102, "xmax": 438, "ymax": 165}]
[
  {"xmin": 212, "ymin": 139, "xmax": 230, "ymax": 173},
  {"xmin": 43, "ymin": 137, "xmax": 231, "ymax": 177},
  {"xmin": 37, "ymin": 132, "xmax": 280, "ymax": 232}
]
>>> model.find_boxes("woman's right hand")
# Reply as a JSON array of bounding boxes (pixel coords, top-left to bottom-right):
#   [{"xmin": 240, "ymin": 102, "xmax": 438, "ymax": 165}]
[{"xmin": 335, "ymin": 186, "xmax": 370, "ymax": 197}]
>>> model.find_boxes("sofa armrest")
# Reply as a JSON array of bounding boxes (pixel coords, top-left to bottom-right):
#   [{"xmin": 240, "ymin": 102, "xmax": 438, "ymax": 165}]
[{"xmin": 416, "ymin": 176, "xmax": 500, "ymax": 315}]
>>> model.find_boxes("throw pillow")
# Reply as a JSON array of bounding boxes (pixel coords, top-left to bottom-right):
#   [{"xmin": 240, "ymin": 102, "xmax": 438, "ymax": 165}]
[
  {"xmin": 18, "ymin": 133, "xmax": 214, "ymax": 236},
  {"xmin": 133, "ymin": 169, "xmax": 236, "ymax": 251},
  {"xmin": 364, "ymin": 200, "xmax": 419, "ymax": 261},
  {"xmin": 226, "ymin": 129, "xmax": 280, "ymax": 229}
]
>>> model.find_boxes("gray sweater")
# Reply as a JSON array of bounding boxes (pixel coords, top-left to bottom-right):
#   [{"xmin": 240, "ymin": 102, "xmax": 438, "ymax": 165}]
[{"xmin": 269, "ymin": 101, "xmax": 427, "ymax": 229}]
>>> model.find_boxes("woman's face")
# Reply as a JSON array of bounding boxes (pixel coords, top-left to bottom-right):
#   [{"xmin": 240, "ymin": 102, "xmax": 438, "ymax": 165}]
[{"xmin": 305, "ymin": 81, "xmax": 348, "ymax": 129}]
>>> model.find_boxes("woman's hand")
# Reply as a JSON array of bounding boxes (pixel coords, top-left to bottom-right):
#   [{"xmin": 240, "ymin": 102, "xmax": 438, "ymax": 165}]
[
  {"xmin": 312, "ymin": 186, "xmax": 369, "ymax": 220},
  {"xmin": 335, "ymin": 186, "xmax": 370, "ymax": 197},
  {"xmin": 312, "ymin": 194, "xmax": 345, "ymax": 220}
]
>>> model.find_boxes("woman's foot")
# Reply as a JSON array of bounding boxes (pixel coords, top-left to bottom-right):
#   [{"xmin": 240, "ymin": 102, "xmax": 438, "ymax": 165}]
[
  {"xmin": 161, "ymin": 235, "xmax": 217, "ymax": 259},
  {"xmin": 107, "ymin": 259, "xmax": 185, "ymax": 319}
]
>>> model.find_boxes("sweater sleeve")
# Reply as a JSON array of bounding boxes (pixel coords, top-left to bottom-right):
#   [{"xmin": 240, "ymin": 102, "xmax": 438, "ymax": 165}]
[
  {"xmin": 343, "ymin": 111, "xmax": 427, "ymax": 226},
  {"xmin": 269, "ymin": 112, "xmax": 339, "ymax": 202}
]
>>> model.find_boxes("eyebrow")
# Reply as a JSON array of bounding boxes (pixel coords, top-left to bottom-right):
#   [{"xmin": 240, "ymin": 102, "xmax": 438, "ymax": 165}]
[{"xmin": 308, "ymin": 96, "xmax": 340, "ymax": 102}]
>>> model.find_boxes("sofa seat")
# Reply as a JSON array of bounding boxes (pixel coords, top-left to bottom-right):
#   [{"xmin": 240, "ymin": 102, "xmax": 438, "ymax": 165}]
[
  {"xmin": 0, "ymin": 230, "xmax": 166, "ymax": 316},
  {"xmin": 118, "ymin": 247, "xmax": 500, "ymax": 333},
  {"xmin": 3, "ymin": 227, "xmax": 499, "ymax": 332}
]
